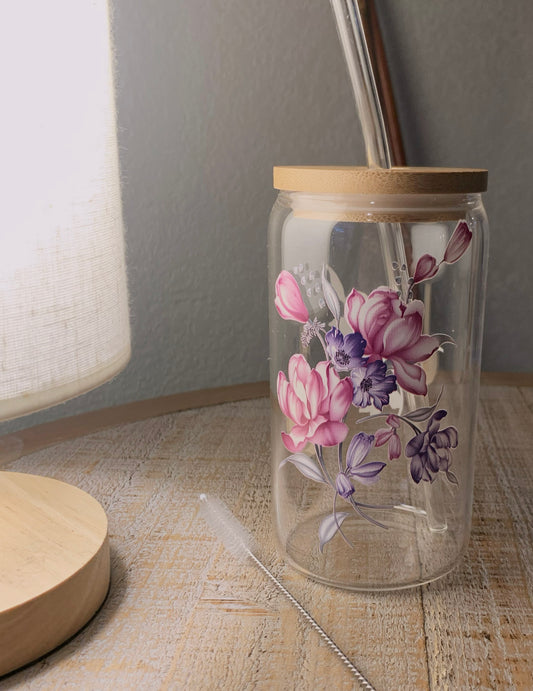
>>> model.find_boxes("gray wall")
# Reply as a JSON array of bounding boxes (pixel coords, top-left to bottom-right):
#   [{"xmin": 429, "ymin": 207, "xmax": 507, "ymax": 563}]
[{"xmin": 5, "ymin": 0, "xmax": 532, "ymax": 432}]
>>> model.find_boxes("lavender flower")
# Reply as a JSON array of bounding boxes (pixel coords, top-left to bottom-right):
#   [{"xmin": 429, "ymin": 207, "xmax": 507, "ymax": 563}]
[
  {"xmin": 405, "ymin": 410, "xmax": 458, "ymax": 483},
  {"xmin": 325, "ymin": 327, "xmax": 366, "ymax": 372},
  {"xmin": 335, "ymin": 432, "xmax": 386, "ymax": 499},
  {"xmin": 350, "ymin": 359, "xmax": 397, "ymax": 410},
  {"xmin": 335, "ymin": 472, "xmax": 355, "ymax": 498}
]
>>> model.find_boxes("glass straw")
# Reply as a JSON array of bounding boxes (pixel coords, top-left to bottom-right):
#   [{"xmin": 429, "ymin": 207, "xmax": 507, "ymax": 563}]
[
  {"xmin": 329, "ymin": 0, "xmax": 446, "ymax": 531},
  {"xmin": 330, "ymin": 0, "xmax": 390, "ymax": 169},
  {"xmin": 329, "ymin": 0, "xmax": 410, "ymax": 299}
]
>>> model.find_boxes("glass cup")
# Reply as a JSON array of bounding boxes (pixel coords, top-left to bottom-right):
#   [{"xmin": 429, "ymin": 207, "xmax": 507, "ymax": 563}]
[{"xmin": 268, "ymin": 166, "xmax": 489, "ymax": 590}]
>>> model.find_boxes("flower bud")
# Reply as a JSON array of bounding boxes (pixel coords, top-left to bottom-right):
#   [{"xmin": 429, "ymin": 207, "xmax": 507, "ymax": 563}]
[
  {"xmin": 274, "ymin": 270, "xmax": 309, "ymax": 323},
  {"xmin": 443, "ymin": 221, "xmax": 472, "ymax": 264},
  {"xmin": 413, "ymin": 253, "xmax": 439, "ymax": 284},
  {"xmin": 335, "ymin": 472, "xmax": 355, "ymax": 498},
  {"xmin": 374, "ymin": 427, "xmax": 393, "ymax": 447},
  {"xmin": 388, "ymin": 431, "xmax": 402, "ymax": 460}
]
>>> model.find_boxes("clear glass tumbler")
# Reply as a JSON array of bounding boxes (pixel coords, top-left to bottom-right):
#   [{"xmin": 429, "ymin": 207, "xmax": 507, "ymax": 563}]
[{"xmin": 268, "ymin": 166, "xmax": 489, "ymax": 590}]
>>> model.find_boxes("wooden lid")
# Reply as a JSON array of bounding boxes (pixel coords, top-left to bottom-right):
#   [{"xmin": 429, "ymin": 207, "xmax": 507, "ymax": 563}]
[{"xmin": 273, "ymin": 166, "xmax": 488, "ymax": 194}]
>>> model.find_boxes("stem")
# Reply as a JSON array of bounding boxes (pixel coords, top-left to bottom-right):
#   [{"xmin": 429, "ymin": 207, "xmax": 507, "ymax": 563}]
[
  {"xmin": 337, "ymin": 441, "xmax": 344, "ymax": 473},
  {"xmin": 396, "ymin": 416, "xmax": 421, "ymax": 435},
  {"xmin": 355, "ymin": 501, "xmax": 396, "ymax": 511},
  {"xmin": 357, "ymin": 410, "xmax": 422, "ymax": 436},
  {"xmin": 350, "ymin": 497, "xmax": 389, "ymax": 530},
  {"xmin": 315, "ymin": 445, "xmax": 335, "ymax": 487},
  {"xmin": 355, "ymin": 501, "xmax": 427, "ymax": 516},
  {"xmin": 317, "ymin": 331, "xmax": 329, "ymax": 361},
  {"xmin": 333, "ymin": 493, "xmax": 354, "ymax": 549}
]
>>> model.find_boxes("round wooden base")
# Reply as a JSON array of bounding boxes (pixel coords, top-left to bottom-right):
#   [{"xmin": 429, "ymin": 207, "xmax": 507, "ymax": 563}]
[{"xmin": 0, "ymin": 472, "xmax": 110, "ymax": 677}]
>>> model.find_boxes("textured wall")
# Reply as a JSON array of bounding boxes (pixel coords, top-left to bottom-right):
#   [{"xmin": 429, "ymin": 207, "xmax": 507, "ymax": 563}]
[
  {"xmin": 4, "ymin": 0, "xmax": 532, "ymax": 432},
  {"xmin": 378, "ymin": 0, "xmax": 533, "ymax": 372}
]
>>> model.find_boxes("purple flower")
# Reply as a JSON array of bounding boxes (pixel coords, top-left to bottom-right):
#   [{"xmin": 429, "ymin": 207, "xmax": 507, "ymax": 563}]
[
  {"xmin": 335, "ymin": 432, "xmax": 386, "ymax": 498},
  {"xmin": 405, "ymin": 410, "xmax": 458, "ymax": 483},
  {"xmin": 350, "ymin": 359, "xmax": 397, "ymax": 410},
  {"xmin": 325, "ymin": 327, "xmax": 366, "ymax": 372},
  {"xmin": 335, "ymin": 472, "xmax": 355, "ymax": 498}
]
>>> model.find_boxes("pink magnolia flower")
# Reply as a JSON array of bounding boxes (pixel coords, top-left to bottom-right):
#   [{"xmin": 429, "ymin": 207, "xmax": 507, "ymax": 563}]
[
  {"xmin": 277, "ymin": 354, "xmax": 353, "ymax": 453},
  {"xmin": 275, "ymin": 270, "xmax": 309, "ymax": 323},
  {"xmin": 345, "ymin": 287, "xmax": 440, "ymax": 395},
  {"xmin": 443, "ymin": 220, "xmax": 472, "ymax": 264}
]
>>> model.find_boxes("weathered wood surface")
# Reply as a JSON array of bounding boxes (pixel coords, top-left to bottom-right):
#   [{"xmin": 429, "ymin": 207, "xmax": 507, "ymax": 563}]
[{"xmin": 0, "ymin": 383, "xmax": 531, "ymax": 690}]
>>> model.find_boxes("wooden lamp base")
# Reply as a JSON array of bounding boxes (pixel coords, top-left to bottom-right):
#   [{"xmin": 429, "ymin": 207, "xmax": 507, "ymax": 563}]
[{"xmin": 0, "ymin": 472, "xmax": 110, "ymax": 677}]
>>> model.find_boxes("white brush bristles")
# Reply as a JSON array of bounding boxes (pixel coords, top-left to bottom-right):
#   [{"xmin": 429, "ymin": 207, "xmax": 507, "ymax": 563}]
[
  {"xmin": 197, "ymin": 494, "xmax": 376, "ymax": 689},
  {"xmin": 199, "ymin": 494, "xmax": 257, "ymax": 560}
]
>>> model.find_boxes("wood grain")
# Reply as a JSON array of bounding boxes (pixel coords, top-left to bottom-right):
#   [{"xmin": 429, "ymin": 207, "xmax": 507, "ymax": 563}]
[
  {"xmin": 0, "ymin": 384, "xmax": 531, "ymax": 689},
  {"xmin": 273, "ymin": 166, "xmax": 488, "ymax": 195},
  {"xmin": 0, "ymin": 473, "xmax": 109, "ymax": 677},
  {"xmin": 0, "ymin": 375, "xmax": 527, "ymax": 465},
  {"xmin": 0, "ymin": 381, "xmax": 270, "ymax": 461}
]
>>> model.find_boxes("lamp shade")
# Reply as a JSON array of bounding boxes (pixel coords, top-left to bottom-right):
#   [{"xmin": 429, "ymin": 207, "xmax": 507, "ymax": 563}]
[{"xmin": 0, "ymin": 0, "xmax": 130, "ymax": 421}]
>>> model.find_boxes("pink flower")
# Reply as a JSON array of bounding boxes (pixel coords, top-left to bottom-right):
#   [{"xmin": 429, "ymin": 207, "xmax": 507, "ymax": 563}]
[
  {"xmin": 277, "ymin": 354, "xmax": 353, "ymax": 453},
  {"xmin": 413, "ymin": 221, "xmax": 473, "ymax": 285},
  {"xmin": 413, "ymin": 253, "xmax": 439, "ymax": 284},
  {"xmin": 275, "ymin": 270, "xmax": 309, "ymax": 323},
  {"xmin": 345, "ymin": 287, "xmax": 440, "ymax": 395},
  {"xmin": 443, "ymin": 221, "xmax": 472, "ymax": 264},
  {"xmin": 375, "ymin": 414, "xmax": 402, "ymax": 460}
]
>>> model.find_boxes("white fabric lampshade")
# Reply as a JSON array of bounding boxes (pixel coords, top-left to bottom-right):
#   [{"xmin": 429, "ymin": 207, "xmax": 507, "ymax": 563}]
[{"xmin": 0, "ymin": 0, "xmax": 130, "ymax": 421}]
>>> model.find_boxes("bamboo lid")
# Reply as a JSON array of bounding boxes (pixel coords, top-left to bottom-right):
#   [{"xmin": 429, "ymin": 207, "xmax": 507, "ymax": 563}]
[{"xmin": 273, "ymin": 166, "xmax": 488, "ymax": 194}]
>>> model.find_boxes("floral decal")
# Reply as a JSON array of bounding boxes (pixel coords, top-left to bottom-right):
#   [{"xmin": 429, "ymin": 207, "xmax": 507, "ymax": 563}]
[
  {"xmin": 274, "ymin": 220, "xmax": 470, "ymax": 550},
  {"xmin": 350, "ymin": 359, "xmax": 397, "ymax": 410},
  {"xmin": 275, "ymin": 270, "xmax": 309, "ymax": 323},
  {"xmin": 277, "ymin": 355, "xmax": 352, "ymax": 453},
  {"xmin": 345, "ymin": 287, "xmax": 442, "ymax": 395},
  {"xmin": 404, "ymin": 410, "xmax": 459, "ymax": 484},
  {"xmin": 374, "ymin": 414, "xmax": 402, "ymax": 460}
]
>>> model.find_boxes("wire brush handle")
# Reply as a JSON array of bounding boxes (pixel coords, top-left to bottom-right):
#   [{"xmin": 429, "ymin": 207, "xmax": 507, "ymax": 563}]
[{"xmin": 199, "ymin": 494, "xmax": 376, "ymax": 690}]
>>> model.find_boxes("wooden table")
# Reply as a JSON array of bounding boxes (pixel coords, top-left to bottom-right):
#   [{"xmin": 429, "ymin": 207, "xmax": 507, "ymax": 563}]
[{"xmin": 0, "ymin": 376, "xmax": 532, "ymax": 690}]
